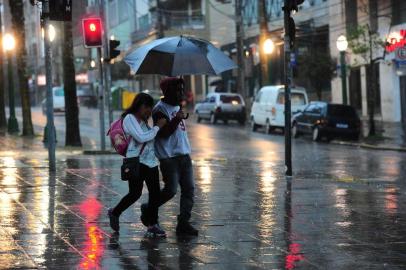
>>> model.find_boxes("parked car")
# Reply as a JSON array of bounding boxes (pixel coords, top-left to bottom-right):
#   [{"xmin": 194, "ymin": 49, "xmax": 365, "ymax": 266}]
[
  {"xmin": 42, "ymin": 87, "xmax": 65, "ymax": 114},
  {"xmin": 250, "ymin": 85, "xmax": 309, "ymax": 133},
  {"xmin": 194, "ymin": 93, "xmax": 246, "ymax": 125},
  {"xmin": 291, "ymin": 102, "xmax": 361, "ymax": 141}
]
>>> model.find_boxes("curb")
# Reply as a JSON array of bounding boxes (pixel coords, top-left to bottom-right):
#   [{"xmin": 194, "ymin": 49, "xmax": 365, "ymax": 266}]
[{"xmin": 330, "ymin": 140, "xmax": 406, "ymax": 152}]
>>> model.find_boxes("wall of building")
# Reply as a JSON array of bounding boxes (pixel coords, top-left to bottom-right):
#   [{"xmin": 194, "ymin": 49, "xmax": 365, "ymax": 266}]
[{"xmin": 329, "ymin": 0, "xmax": 405, "ymax": 122}]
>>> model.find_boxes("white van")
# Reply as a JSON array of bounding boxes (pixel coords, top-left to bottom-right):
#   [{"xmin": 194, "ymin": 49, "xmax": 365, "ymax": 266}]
[
  {"xmin": 41, "ymin": 87, "xmax": 65, "ymax": 114},
  {"xmin": 250, "ymin": 85, "xmax": 309, "ymax": 133}
]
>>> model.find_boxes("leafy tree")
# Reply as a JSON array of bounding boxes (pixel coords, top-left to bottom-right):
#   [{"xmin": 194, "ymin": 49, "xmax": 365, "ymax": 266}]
[
  {"xmin": 9, "ymin": 0, "xmax": 34, "ymax": 136},
  {"xmin": 348, "ymin": 24, "xmax": 386, "ymax": 136},
  {"xmin": 0, "ymin": 11, "xmax": 7, "ymax": 130},
  {"xmin": 298, "ymin": 50, "xmax": 335, "ymax": 100}
]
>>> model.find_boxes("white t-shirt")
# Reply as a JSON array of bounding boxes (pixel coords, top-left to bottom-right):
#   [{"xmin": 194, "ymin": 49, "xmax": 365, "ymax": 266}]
[{"xmin": 123, "ymin": 114, "xmax": 159, "ymax": 168}]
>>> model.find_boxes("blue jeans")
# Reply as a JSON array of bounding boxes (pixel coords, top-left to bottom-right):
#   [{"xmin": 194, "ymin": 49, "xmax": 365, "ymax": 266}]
[{"xmin": 158, "ymin": 154, "xmax": 194, "ymax": 223}]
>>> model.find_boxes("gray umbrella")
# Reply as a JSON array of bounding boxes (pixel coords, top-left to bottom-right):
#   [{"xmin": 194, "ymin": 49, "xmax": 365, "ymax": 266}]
[{"xmin": 124, "ymin": 36, "xmax": 237, "ymax": 76}]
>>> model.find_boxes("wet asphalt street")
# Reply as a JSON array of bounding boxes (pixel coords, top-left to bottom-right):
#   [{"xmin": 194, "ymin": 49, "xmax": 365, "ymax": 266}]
[{"xmin": 3, "ymin": 109, "xmax": 406, "ymax": 269}]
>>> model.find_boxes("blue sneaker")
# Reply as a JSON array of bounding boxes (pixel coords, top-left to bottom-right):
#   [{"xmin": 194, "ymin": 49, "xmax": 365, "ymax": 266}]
[
  {"xmin": 108, "ymin": 208, "xmax": 120, "ymax": 232},
  {"xmin": 145, "ymin": 224, "xmax": 166, "ymax": 238}
]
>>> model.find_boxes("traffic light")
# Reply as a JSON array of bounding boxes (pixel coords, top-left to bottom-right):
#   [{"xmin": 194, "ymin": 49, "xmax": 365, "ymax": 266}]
[
  {"xmin": 109, "ymin": 39, "xmax": 121, "ymax": 60},
  {"xmin": 82, "ymin": 18, "xmax": 102, "ymax": 48},
  {"xmin": 283, "ymin": 0, "xmax": 305, "ymax": 12}
]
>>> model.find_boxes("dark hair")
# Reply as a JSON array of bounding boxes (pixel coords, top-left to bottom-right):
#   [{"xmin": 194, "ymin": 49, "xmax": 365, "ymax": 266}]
[{"xmin": 122, "ymin": 92, "xmax": 154, "ymax": 118}]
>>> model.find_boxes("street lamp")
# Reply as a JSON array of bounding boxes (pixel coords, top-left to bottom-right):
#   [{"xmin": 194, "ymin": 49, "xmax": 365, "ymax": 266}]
[
  {"xmin": 263, "ymin": 38, "xmax": 275, "ymax": 84},
  {"xmin": 42, "ymin": 24, "xmax": 56, "ymax": 42},
  {"xmin": 2, "ymin": 33, "xmax": 19, "ymax": 133},
  {"xmin": 263, "ymin": 38, "xmax": 275, "ymax": 54},
  {"xmin": 336, "ymin": 35, "xmax": 348, "ymax": 105}
]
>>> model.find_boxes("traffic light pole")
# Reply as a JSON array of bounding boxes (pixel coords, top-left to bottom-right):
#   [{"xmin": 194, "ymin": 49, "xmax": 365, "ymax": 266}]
[
  {"xmin": 42, "ymin": 0, "xmax": 56, "ymax": 171},
  {"xmin": 283, "ymin": 0, "xmax": 293, "ymax": 176},
  {"xmin": 105, "ymin": 64, "xmax": 113, "ymax": 125},
  {"xmin": 97, "ymin": 47, "xmax": 106, "ymax": 151},
  {"xmin": 99, "ymin": 0, "xmax": 113, "ymax": 127}
]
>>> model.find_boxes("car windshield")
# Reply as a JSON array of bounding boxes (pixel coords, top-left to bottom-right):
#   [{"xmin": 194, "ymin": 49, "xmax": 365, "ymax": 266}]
[
  {"xmin": 277, "ymin": 92, "xmax": 306, "ymax": 106},
  {"xmin": 328, "ymin": 105, "xmax": 357, "ymax": 118},
  {"xmin": 54, "ymin": 88, "xmax": 64, "ymax": 97},
  {"xmin": 220, "ymin": 95, "xmax": 242, "ymax": 104}
]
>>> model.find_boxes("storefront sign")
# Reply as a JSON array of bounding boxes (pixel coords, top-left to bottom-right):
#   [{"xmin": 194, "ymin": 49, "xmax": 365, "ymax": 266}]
[{"xmin": 386, "ymin": 30, "xmax": 406, "ymax": 53}]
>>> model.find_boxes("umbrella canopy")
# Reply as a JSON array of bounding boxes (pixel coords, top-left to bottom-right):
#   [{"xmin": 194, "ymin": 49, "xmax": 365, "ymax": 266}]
[{"xmin": 124, "ymin": 36, "xmax": 237, "ymax": 76}]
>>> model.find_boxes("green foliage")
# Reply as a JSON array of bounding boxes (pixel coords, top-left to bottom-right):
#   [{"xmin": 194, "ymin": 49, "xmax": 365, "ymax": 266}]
[
  {"xmin": 298, "ymin": 49, "xmax": 335, "ymax": 100},
  {"xmin": 347, "ymin": 25, "xmax": 386, "ymax": 63}
]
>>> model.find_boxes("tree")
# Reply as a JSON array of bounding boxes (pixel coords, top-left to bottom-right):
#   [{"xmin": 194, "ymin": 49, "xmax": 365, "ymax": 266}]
[
  {"xmin": 62, "ymin": 21, "xmax": 82, "ymax": 146},
  {"xmin": 347, "ymin": 24, "xmax": 386, "ymax": 136},
  {"xmin": 298, "ymin": 50, "xmax": 335, "ymax": 100},
  {"xmin": 8, "ymin": 0, "xmax": 34, "ymax": 136},
  {"xmin": 0, "ymin": 11, "xmax": 7, "ymax": 130}
]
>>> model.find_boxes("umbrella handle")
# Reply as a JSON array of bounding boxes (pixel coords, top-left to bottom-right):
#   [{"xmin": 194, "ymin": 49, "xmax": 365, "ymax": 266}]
[{"xmin": 183, "ymin": 113, "xmax": 189, "ymax": 120}]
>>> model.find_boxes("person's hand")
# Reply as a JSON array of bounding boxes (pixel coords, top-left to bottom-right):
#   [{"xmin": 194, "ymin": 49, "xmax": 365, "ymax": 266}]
[
  {"xmin": 175, "ymin": 109, "xmax": 187, "ymax": 119},
  {"xmin": 156, "ymin": 118, "xmax": 167, "ymax": 128}
]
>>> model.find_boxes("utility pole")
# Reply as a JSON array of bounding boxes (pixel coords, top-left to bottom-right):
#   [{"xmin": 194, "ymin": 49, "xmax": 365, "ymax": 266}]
[
  {"xmin": 235, "ymin": 0, "xmax": 246, "ymax": 97},
  {"xmin": 100, "ymin": 0, "xmax": 113, "ymax": 127},
  {"xmin": 42, "ymin": 0, "xmax": 56, "ymax": 171},
  {"xmin": 156, "ymin": 0, "xmax": 164, "ymax": 38},
  {"xmin": 259, "ymin": 0, "xmax": 270, "ymax": 86},
  {"xmin": 283, "ymin": 0, "xmax": 293, "ymax": 177},
  {"xmin": 97, "ymin": 47, "xmax": 106, "ymax": 151},
  {"xmin": 95, "ymin": 0, "xmax": 106, "ymax": 151}
]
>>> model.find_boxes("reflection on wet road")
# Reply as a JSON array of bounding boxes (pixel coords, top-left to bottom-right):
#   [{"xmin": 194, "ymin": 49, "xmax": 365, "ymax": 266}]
[{"xmin": 0, "ymin": 121, "xmax": 406, "ymax": 269}]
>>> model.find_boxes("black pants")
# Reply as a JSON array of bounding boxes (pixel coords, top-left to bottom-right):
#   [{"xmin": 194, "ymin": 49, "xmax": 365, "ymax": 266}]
[
  {"xmin": 112, "ymin": 163, "xmax": 160, "ymax": 225},
  {"xmin": 158, "ymin": 155, "xmax": 194, "ymax": 223}
]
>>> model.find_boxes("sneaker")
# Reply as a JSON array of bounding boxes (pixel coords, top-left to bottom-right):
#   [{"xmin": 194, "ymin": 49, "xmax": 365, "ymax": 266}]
[
  {"xmin": 108, "ymin": 208, "xmax": 120, "ymax": 232},
  {"xmin": 145, "ymin": 224, "xmax": 166, "ymax": 238},
  {"xmin": 140, "ymin": 203, "xmax": 149, "ymax": 227},
  {"xmin": 176, "ymin": 222, "xmax": 198, "ymax": 236}
]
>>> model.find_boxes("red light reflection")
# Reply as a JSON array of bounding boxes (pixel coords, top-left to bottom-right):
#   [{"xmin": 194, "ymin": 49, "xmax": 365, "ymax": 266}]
[
  {"xmin": 77, "ymin": 197, "xmax": 104, "ymax": 269},
  {"xmin": 285, "ymin": 243, "xmax": 304, "ymax": 269}
]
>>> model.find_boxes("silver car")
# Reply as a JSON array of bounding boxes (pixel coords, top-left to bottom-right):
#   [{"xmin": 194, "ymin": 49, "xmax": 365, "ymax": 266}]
[{"xmin": 194, "ymin": 93, "xmax": 246, "ymax": 125}]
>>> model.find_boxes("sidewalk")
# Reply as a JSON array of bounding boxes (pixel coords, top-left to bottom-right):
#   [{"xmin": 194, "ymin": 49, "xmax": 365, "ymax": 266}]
[
  {"xmin": 0, "ymin": 132, "xmax": 406, "ymax": 269},
  {"xmin": 332, "ymin": 121, "xmax": 406, "ymax": 152}
]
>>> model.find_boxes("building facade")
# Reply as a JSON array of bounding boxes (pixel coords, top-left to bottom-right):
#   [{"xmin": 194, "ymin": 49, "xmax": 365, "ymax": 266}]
[
  {"xmin": 208, "ymin": 0, "xmax": 331, "ymax": 99},
  {"xmin": 330, "ymin": 0, "xmax": 406, "ymax": 123}
]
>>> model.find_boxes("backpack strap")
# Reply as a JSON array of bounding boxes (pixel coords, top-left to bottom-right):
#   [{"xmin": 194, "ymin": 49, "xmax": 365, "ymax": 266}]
[{"xmin": 139, "ymin": 142, "xmax": 147, "ymax": 156}]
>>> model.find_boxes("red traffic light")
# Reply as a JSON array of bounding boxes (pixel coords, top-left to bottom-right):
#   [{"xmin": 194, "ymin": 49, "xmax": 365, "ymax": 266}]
[{"xmin": 82, "ymin": 18, "xmax": 102, "ymax": 48}]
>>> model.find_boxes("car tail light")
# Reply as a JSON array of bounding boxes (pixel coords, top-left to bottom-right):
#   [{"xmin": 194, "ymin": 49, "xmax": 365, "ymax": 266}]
[
  {"xmin": 320, "ymin": 119, "xmax": 328, "ymax": 125},
  {"xmin": 271, "ymin": 107, "xmax": 276, "ymax": 116}
]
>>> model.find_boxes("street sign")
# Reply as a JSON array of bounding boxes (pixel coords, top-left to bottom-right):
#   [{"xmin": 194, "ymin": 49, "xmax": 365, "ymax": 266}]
[
  {"xmin": 49, "ymin": 0, "xmax": 72, "ymax": 21},
  {"xmin": 396, "ymin": 47, "xmax": 406, "ymax": 61}
]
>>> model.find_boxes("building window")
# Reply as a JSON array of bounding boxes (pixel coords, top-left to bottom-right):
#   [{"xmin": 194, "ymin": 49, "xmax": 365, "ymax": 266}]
[
  {"xmin": 138, "ymin": 14, "xmax": 150, "ymax": 30},
  {"xmin": 118, "ymin": 1, "xmax": 128, "ymax": 23},
  {"xmin": 345, "ymin": 0, "xmax": 358, "ymax": 34},
  {"xmin": 108, "ymin": 1, "xmax": 118, "ymax": 27},
  {"xmin": 392, "ymin": 0, "xmax": 406, "ymax": 25}
]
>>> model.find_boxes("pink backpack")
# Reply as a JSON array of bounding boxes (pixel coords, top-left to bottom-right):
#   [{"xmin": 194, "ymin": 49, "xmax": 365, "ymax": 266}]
[
  {"xmin": 107, "ymin": 118, "xmax": 130, "ymax": 156},
  {"xmin": 107, "ymin": 118, "xmax": 147, "ymax": 157}
]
